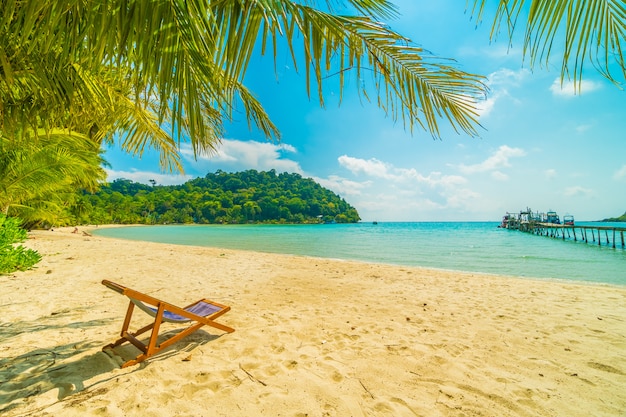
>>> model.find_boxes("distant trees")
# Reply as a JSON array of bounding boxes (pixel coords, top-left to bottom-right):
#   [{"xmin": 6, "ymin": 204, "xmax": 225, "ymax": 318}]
[
  {"xmin": 602, "ymin": 212, "xmax": 626, "ymax": 222},
  {"xmin": 76, "ymin": 170, "xmax": 360, "ymax": 225}
]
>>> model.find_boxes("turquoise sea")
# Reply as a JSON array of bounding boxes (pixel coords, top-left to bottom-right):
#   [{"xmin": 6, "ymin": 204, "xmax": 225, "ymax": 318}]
[{"xmin": 93, "ymin": 222, "xmax": 626, "ymax": 286}]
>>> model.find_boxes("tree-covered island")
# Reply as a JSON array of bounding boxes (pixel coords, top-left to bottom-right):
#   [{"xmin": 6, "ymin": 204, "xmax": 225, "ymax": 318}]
[
  {"xmin": 601, "ymin": 212, "xmax": 626, "ymax": 222},
  {"xmin": 76, "ymin": 170, "xmax": 360, "ymax": 225}
]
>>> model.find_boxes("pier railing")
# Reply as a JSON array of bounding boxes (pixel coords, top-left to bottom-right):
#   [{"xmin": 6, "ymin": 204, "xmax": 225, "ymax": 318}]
[{"xmin": 526, "ymin": 222, "xmax": 626, "ymax": 249}]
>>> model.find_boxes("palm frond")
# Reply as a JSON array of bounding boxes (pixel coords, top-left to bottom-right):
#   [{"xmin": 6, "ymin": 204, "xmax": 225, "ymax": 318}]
[
  {"xmin": 2, "ymin": 0, "xmax": 490, "ymax": 165},
  {"xmin": 246, "ymin": 2, "xmax": 487, "ymax": 136},
  {"xmin": 0, "ymin": 131, "xmax": 107, "ymax": 214},
  {"xmin": 471, "ymin": 0, "xmax": 626, "ymax": 89}
]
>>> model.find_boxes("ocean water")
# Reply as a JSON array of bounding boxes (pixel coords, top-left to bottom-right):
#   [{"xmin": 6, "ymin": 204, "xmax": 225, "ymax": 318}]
[{"xmin": 93, "ymin": 222, "xmax": 626, "ymax": 286}]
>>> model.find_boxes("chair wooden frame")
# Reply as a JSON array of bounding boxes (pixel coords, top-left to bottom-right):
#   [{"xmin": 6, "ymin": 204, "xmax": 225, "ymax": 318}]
[{"xmin": 102, "ymin": 279, "xmax": 234, "ymax": 368}]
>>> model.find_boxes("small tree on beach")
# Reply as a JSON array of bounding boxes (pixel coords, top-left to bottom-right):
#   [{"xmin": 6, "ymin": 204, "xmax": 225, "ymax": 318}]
[{"xmin": 0, "ymin": 215, "xmax": 41, "ymax": 274}]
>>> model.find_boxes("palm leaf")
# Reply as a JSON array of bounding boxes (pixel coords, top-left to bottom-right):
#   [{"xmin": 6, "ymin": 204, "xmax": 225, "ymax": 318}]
[
  {"xmin": 471, "ymin": 0, "xmax": 626, "ymax": 90},
  {"xmin": 212, "ymin": 1, "xmax": 487, "ymax": 137},
  {"xmin": 2, "ymin": 0, "xmax": 488, "ymax": 150},
  {"xmin": 0, "ymin": 131, "xmax": 107, "ymax": 215}
]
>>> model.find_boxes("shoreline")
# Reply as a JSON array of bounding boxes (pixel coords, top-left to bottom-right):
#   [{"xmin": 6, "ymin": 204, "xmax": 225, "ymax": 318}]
[
  {"xmin": 1, "ymin": 227, "xmax": 625, "ymax": 416},
  {"xmin": 87, "ymin": 224, "xmax": 626, "ymax": 289}
]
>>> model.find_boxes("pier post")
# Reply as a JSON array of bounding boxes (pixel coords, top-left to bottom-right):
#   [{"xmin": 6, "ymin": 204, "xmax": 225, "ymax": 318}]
[
  {"xmin": 613, "ymin": 229, "xmax": 616, "ymax": 249},
  {"xmin": 505, "ymin": 218, "xmax": 625, "ymax": 251}
]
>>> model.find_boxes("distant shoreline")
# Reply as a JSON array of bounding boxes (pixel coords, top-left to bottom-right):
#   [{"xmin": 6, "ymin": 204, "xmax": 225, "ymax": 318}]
[{"xmin": 69, "ymin": 222, "xmax": 626, "ymax": 287}]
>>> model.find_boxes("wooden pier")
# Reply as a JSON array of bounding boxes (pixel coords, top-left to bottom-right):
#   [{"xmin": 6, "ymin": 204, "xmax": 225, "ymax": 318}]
[
  {"xmin": 530, "ymin": 223, "xmax": 626, "ymax": 249},
  {"xmin": 500, "ymin": 209, "xmax": 626, "ymax": 249}
]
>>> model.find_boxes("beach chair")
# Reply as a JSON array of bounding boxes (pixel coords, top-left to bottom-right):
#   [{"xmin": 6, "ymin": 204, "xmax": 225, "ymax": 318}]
[{"xmin": 101, "ymin": 279, "xmax": 234, "ymax": 368}]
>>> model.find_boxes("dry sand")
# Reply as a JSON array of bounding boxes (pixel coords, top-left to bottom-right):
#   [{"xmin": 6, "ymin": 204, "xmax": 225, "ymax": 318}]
[{"xmin": 1, "ymin": 227, "xmax": 625, "ymax": 416}]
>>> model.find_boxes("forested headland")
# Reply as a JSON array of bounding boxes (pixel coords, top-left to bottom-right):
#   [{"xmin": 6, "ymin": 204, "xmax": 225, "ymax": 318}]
[
  {"xmin": 76, "ymin": 170, "xmax": 360, "ymax": 225},
  {"xmin": 602, "ymin": 212, "xmax": 626, "ymax": 222}
]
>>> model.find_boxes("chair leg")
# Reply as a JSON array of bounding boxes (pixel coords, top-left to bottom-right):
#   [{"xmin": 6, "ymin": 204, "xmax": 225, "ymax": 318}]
[
  {"xmin": 104, "ymin": 301, "xmax": 156, "ymax": 351},
  {"xmin": 120, "ymin": 301, "xmax": 134, "ymax": 336},
  {"xmin": 104, "ymin": 300, "xmax": 233, "ymax": 368},
  {"xmin": 145, "ymin": 303, "xmax": 165, "ymax": 356},
  {"xmin": 104, "ymin": 302, "xmax": 171, "ymax": 367}
]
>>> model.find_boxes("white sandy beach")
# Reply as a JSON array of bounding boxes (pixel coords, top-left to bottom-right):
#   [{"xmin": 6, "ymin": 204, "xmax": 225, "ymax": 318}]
[{"xmin": 1, "ymin": 227, "xmax": 625, "ymax": 416}]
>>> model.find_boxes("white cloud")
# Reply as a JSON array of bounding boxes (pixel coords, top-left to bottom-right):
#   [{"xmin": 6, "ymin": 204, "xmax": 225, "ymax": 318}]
[
  {"xmin": 107, "ymin": 139, "xmax": 304, "ymax": 186},
  {"xmin": 563, "ymin": 186, "xmax": 593, "ymax": 197},
  {"xmin": 337, "ymin": 155, "xmax": 395, "ymax": 179},
  {"xmin": 550, "ymin": 78, "xmax": 602, "ymax": 97},
  {"xmin": 182, "ymin": 139, "xmax": 303, "ymax": 174},
  {"xmin": 314, "ymin": 175, "xmax": 372, "ymax": 196},
  {"xmin": 105, "ymin": 169, "xmax": 192, "ymax": 186},
  {"xmin": 329, "ymin": 155, "xmax": 480, "ymax": 221},
  {"xmin": 475, "ymin": 94, "xmax": 498, "ymax": 117},
  {"xmin": 545, "ymin": 169, "xmax": 557, "ymax": 179},
  {"xmin": 474, "ymin": 68, "xmax": 530, "ymax": 117},
  {"xmin": 487, "ymin": 68, "xmax": 530, "ymax": 88},
  {"xmin": 457, "ymin": 145, "xmax": 526, "ymax": 174},
  {"xmin": 491, "ymin": 171, "xmax": 509, "ymax": 181},
  {"xmin": 338, "ymin": 155, "xmax": 469, "ymax": 189},
  {"xmin": 614, "ymin": 165, "xmax": 626, "ymax": 181}
]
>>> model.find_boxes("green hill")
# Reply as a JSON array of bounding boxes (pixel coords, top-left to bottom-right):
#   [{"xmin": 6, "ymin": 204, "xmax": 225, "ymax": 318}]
[
  {"xmin": 77, "ymin": 170, "xmax": 360, "ymax": 225},
  {"xmin": 601, "ymin": 212, "xmax": 626, "ymax": 222}
]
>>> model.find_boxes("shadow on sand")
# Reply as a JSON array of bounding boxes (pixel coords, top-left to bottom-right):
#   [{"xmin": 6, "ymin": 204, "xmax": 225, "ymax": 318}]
[{"xmin": 0, "ymin": 319, "xmax": 219, "ymax": 415}]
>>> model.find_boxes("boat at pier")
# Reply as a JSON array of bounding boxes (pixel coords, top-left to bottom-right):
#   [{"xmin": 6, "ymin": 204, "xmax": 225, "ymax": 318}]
[
  {"xmin": 545, "ymin": 210, "xmax": 561, "ymax": 224},
  {"xmin": 499, "ymin": 208, "xmax": 565, "ymax": 229}
]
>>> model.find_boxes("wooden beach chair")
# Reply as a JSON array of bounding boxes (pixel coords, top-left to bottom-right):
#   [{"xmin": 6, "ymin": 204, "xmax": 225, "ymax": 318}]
[{"xmin": 101, "ymin": 279, "xmax": 234, "ymax": 368}]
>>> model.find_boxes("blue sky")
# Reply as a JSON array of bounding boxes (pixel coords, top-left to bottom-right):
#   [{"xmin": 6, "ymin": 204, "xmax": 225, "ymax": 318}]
[{"xmin": 104, "ymin": 1, "xmax": 626, "ymax": 222}]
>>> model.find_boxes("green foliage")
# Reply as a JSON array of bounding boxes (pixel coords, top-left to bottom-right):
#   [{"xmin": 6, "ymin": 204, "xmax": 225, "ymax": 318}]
[
  {"xmin": 1, "ymin": 2, "xmax": 488, "ymax": 178},
  {"xmin": 471, "ymin": 0, "xmax": 626, "ymax": 91},
  {"xmin": 0, "ymin": 215, "xmax": 42, "ymax": 274},
  {"xmin": 78, "ymin": 170, "xmax": 361, "ymax": 225},
  {"xmin": 0, "ymin": 131, "xmax": 108, "ymax": 229},
  {"xmin": 602, "ymin": 212, "xmax": 626, "ymax": 222}
]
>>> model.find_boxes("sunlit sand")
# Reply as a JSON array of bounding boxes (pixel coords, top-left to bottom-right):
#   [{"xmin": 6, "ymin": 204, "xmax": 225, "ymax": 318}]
[{"xmin": 1, "ymin": 227, "xmax": 625, "ymax": 416}]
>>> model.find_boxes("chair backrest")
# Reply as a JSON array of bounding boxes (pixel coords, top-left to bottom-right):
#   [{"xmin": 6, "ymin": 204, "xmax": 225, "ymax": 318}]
[
  {"xmin": 102, "ymin": 280, "xmax": 225, "ymax": 323},
  {"xmin": 129, "ymin": 297, "xmax": 191, "ymax": 323}
]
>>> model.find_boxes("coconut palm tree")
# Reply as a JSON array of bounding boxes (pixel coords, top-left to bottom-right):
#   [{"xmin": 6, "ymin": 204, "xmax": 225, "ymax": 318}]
[
  {"xmin": 471, "ymin": 0, "xmax": 625, "ymax": 90},
  {"xmin": 0, "ymin": 0, "xmax": 489, "ymax": 175}
]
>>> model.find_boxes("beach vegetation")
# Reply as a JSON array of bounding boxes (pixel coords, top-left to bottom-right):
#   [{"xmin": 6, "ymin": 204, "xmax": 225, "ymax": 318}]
[
  {"xmin": 75, "ymin": 170, "xmax": 360, "ymax": 224},
  {"xmin": 0, "ymin": 132, "xmax": 108, "ymax": 229},
  {"xmin": 0, "ymin": 214, "xmax": 41, "ymax": 274}
]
